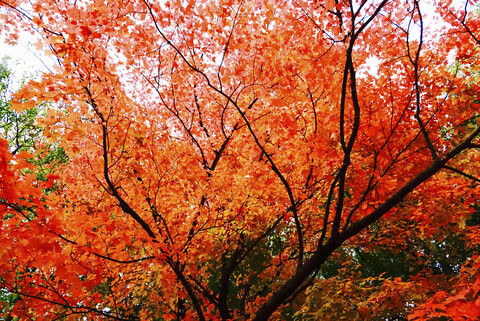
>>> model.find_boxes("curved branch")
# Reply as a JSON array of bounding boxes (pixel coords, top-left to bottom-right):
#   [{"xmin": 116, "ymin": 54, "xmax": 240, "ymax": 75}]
[
  {"xmin": 408, "ymin": 0, "xmax": 438, "ymax": 160},
  {"xmin": 84, "ymin": 87, "xmax": 157, "ymax": 241},
  {"xmin": 168, "ymin": 259, "xmax": 207, "ymax": 321},
  {"xmin": 444, "ymin": 165, "xmax": 480, "ymax": 183}
]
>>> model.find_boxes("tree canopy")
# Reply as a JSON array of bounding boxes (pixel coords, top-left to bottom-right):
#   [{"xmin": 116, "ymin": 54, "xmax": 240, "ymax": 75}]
[{"xmin": 1, "ymin": 0, "xmax": 480, "ymax": 320}]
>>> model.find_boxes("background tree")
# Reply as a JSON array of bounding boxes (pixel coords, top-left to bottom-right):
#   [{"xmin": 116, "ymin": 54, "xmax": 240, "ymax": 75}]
[
  {"xmin": 1, "ymin": 0, "xmax": 480, "ymax": 320},
  {"xmin": 0, "ymin": 57, "xmax": 41, "ymax": 155},
  {"xmin": 0, "ymin": 58, "xmax": 67, "ymax": 320}
]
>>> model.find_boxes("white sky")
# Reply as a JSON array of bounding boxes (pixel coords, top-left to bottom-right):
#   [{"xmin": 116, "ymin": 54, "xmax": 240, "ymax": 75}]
[{"xmin": 0, "ymin": 30, "xmax": 55, "ymax": 89}]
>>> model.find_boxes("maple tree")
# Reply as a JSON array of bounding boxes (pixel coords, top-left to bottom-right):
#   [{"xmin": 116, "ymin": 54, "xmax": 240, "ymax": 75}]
[{"xmin": 1, "ymin": 0, "xmax": 480, "ymax": 319}]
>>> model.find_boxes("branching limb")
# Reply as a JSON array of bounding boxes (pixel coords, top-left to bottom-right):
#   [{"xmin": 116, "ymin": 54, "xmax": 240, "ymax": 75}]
[
  {"xmin": 407, "ymin": 0, "xmax": 438, "ymax": 160},
  {"xmin": 233, "ymin": 98, "xmax": 305, "ymax": 270},
  {"xmin": 167, "ymin": 259, "xmax": 206, "ymax": 321},
  {"xmin": 84, "ymin": 86, "xmax": 157, "ymax": 241},
  {"xmin": 332, "ymin": 0, "xmax": 389, "ymax": 238},
  {"xmin": 343, "ymin": 124, "xmax": 480, "ymax": 241},
  {"xmin": 444, "ymin": 165, "xmax": 480, "ymax": 183}
]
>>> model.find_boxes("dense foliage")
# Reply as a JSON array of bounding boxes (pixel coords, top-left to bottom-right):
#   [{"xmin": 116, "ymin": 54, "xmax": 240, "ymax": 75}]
[{"xmin": 1, "ymin": 0, "xmax": 480, "ymax": 320}]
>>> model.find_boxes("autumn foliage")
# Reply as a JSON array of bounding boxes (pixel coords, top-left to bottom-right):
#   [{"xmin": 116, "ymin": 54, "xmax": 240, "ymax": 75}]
[{"xmin": 1, "ymin": 0, "xmax": 480, "ymax": 319}]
